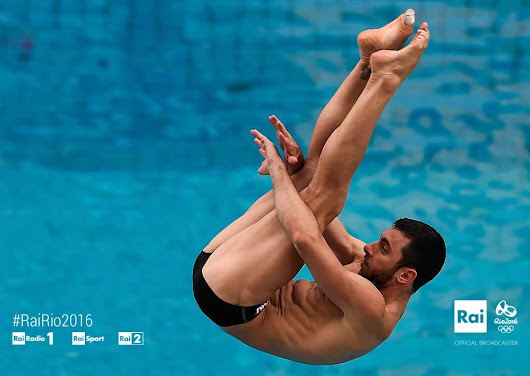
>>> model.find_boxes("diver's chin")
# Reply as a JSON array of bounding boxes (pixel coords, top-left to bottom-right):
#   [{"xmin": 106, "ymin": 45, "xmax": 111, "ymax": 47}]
[{"xmin": 359, "ymin": 265, "xmax": 369, "ymax": 279}]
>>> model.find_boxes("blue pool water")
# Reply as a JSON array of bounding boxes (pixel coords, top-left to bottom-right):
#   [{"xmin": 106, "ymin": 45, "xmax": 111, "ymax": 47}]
[{"xmin": 1, "ymin": 0, "xmax": 529, "ymax": 374}]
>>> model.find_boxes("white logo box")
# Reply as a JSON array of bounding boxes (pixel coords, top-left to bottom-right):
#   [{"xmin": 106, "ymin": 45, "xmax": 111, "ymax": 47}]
[
  {"xmin": 72, "ymin": 332, "xmax": 86, "ymax": 345},
  {"xmin": 12, "ymin": 332, "xmax": 26, "ymax": 345},
  {"xmin": 118, "ymin": 332, "xmax": 144, "ymax": 345},
  {"xmin": 454, "ymin": 300, "xmax": 488, "ymax": 333}
]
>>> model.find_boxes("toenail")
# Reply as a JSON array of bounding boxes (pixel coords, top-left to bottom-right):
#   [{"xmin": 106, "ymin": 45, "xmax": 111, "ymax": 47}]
[{"xmin": 404, "ymin": 9, "xmax": 415, "ymax": 25}]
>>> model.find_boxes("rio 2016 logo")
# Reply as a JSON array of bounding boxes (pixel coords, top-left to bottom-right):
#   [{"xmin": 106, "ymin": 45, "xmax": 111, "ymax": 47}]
[{"xmin": 495, "ymin": 300, "xmax": 518, "ymax": 334}]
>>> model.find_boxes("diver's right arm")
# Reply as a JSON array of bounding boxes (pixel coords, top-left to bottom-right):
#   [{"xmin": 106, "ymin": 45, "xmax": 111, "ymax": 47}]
[
  {"xmin": 250, "ymin": 128, "xmax": 385, "ymax": 330},
  {"xmin": 270, "ymin": 117, "xmax": 366, "ymax": 268}
]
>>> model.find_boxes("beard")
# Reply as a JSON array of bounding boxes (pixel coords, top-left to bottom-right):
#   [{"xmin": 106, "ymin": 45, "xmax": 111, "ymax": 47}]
[{"xmin": 360, "ymin": 264, "xmax": 400, "ymax": 290}]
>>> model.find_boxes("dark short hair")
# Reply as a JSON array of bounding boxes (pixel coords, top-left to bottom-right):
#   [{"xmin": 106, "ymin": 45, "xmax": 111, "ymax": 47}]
[{"xmin": 392, "ymin": 218, "xmax": 446, "ymax": 293}]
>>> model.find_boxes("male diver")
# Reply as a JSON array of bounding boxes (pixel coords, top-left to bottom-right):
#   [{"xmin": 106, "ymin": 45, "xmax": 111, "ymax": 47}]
[{"xmin": 193, "ymin": 10, "xmax": 445, "ymax": 365}]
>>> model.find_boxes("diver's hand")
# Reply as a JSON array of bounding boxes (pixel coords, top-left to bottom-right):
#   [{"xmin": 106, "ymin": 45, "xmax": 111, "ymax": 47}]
[
  {"xmin": 251, "ymin": 128, "xmax": 287, "ymax": 177},
  {"xmin": 268, "ymin": 115, "xmax": 305, "ymax": 175}
]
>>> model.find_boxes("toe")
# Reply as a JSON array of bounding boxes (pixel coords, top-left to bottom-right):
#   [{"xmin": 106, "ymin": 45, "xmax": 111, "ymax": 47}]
[{"xmin": 403, "ymin": 9, "xmax": 415, "ymax": 26}]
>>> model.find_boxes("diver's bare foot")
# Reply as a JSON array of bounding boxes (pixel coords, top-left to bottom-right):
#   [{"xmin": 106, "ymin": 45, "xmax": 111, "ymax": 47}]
[
  {"xmin": 369, "ymin": 22, "xmax": 430, "ymax": 87},
  {"xmin": 357, "ymin": 9, "xmax": 415, "ymax": 65}
]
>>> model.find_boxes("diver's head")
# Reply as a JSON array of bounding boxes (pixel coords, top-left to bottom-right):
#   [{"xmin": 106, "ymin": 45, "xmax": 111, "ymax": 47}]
[{"xmin": 360, "ymin": 218, "xmax": 446, "ymax": 294}]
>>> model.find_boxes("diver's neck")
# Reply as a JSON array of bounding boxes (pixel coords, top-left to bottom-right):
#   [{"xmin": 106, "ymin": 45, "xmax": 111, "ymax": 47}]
[{"xmin": 379, "ymin": 285, "xmax": 411, "ymax": 307}]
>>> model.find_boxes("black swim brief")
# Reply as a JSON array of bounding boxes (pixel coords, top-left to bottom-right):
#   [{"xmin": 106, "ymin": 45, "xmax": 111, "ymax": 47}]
[{"xmin": 192, "ymin": 251, "xmax": 268, "ymax": 327}]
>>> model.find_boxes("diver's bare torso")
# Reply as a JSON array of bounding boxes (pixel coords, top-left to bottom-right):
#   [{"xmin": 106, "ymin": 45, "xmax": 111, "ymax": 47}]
[{"xmin": 222, "ymin": 274, "xmax": 404, "ymax": 365}]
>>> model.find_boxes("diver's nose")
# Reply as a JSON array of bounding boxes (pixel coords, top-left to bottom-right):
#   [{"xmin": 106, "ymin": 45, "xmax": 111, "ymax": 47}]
[{"xmin": 363, "ymin": 244, "xmax": 372, "ymax": 257}]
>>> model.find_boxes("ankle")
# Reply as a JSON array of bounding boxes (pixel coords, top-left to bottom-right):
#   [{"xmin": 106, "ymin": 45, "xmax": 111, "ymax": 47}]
[
  {"xmin": 368, "ymin": 71, "xmax": 402, "ymax": 92},
  {"xmin": 359, "ymin": 57, "xmax": 370, "ymax": 67}
]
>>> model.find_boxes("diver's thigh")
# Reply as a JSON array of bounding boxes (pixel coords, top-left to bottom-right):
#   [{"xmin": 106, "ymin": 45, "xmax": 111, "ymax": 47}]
[{"xmin": 202, "ymin": 209, "xmax": 303, "ymax": 306}]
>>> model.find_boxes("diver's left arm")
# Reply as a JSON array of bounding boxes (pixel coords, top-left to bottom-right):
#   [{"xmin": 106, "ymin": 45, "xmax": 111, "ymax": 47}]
[{"xmin": 324, "ymin": 218, "xmax": 366, "ymax": 271}]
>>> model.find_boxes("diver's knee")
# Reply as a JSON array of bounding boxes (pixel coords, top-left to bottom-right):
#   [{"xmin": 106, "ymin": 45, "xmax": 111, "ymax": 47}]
[{"xmin": 300, "ymin": 184, "xmax": 345, "ymax": 228}]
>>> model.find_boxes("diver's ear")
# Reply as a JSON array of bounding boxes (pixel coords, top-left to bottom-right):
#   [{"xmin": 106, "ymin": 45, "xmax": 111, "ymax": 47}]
[{"xmin": 396, "ymin": 267, "xmax": 417, "ymax": 285}]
